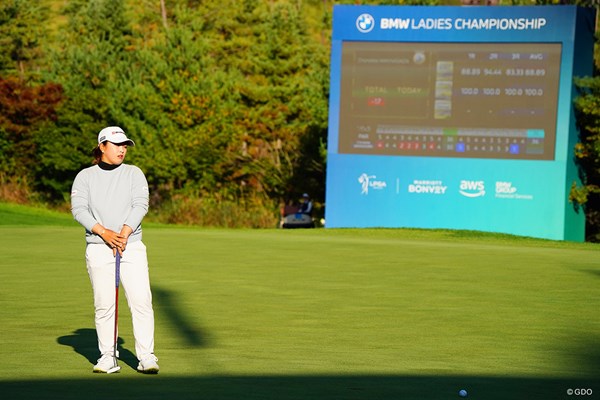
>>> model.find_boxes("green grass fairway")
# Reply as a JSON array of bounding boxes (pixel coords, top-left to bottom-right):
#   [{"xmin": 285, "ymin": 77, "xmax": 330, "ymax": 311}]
[{"xmin": 0, "ymin": 203, "xmax": 598, "ymax": 399}]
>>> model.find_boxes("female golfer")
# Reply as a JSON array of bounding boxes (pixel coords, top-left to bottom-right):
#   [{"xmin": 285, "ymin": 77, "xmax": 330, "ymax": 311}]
[{"xmin": 71, "ymin": 126, "xmax": 159, "ymax": 374}]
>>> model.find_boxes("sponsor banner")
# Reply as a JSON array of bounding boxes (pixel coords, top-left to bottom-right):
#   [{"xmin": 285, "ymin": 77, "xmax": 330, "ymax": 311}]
[
  {"xmin": 333, "ymin": 5, "xmax": 573, "ymax": 42},
  {"xmin": 326, "ymin": 6, "xmax": 594, "ymax": 241}
]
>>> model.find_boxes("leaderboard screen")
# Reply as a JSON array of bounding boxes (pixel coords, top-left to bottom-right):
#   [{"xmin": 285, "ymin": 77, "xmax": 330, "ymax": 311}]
[{"xmin": 339, "ymin": 41, "xmax": 562, "ymax": 160}]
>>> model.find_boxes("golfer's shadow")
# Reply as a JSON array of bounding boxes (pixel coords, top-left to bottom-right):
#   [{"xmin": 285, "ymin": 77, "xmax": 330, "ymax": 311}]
[{"xmin": 57, "ymin": 328, "xmax": 138, "ymax": 370}]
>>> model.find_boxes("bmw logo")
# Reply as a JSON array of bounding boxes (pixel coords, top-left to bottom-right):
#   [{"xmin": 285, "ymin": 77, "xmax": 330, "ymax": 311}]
[{"xmin": 356, "ymin": 14, "xmax": 375, "ymax": 33}]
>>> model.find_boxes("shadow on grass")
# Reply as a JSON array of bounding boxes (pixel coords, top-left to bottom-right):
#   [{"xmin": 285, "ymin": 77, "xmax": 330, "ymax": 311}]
[
  {"xmin": 153, "ymin": 286, "xmax": 211, "ymax": 348},
  {"xmin": 45, "ymin": 333, "xmax": 600, "ymax": 400},
  {"xmin": 581, "ymin": 269, "xmax": 600, "ymax": 279},
  {"xmin": 56, "ymin": 285, "xmax": 209, "ymax": 374},
  {"xmin": 57, "ymin": 328, "xmax": 139, "ymax": 371},
  {"xmin": 48, "ymin": 297, "xmax": 599, "ymax": 400},
  {"xmin": 1, "ymin": 374, "xmax": 598, "ymax": 400}
]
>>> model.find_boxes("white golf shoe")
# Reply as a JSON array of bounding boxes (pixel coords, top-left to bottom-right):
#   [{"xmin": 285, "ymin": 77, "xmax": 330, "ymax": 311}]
[
  {"xmin": 137, "ymin": 354, "xmax": 159, "ymax": 374},
  {"xmin": 93, "ymin": 353, "xmax": 120, "ymax": 373}
]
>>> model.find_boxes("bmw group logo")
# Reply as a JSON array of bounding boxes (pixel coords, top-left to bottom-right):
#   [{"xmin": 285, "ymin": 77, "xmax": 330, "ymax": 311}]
[{"xmin": 356, "ymin": 13, "xmax": 375, "ymax": 33}]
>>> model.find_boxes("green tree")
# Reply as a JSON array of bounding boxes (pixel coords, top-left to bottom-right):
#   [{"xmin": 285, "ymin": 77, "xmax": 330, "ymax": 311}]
[
  {"xmin": 0, "ymin": 0, "xmax": 49, "ymax": 79},
  {"xmin": 35, "ymin": 0, "xmax": 135, "ymax": 200},
  {"xmin": 40, "ymin": 0, "xmax": 331, "ymax": 215},
  {"xmin": 571, "ymin": 77, "xmax": 600, "ymax": 241},
  {"xmin": 205, "ymin": 0, "xmax": 330, "ymax": 200}
]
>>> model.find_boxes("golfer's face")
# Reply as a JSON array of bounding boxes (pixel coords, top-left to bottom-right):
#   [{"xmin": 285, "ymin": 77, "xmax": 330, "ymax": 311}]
[{"xmin": 101, "ymin": 142, "xmax": 128, "ymax": 165}]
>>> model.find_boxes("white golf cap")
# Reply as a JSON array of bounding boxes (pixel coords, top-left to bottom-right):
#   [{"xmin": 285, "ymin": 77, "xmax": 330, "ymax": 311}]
[{"xmin": 97, "ymin": 126, "xmax": 135, "ymax": 146}]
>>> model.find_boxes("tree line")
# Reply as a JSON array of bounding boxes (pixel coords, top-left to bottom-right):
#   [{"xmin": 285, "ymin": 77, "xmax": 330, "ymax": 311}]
[
  {"xmin": 1, "ymin": 0, "xmax": 335, "ymax": 226},
  {"xmin": 1, "ymin": 0, "xmax": 600, "ymax": 238}
]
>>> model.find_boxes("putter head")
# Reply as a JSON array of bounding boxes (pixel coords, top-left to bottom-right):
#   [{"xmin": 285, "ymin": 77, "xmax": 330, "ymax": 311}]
[{"xmin": 106, "ymin": 365, "xmax": 121, "ymax": 374}]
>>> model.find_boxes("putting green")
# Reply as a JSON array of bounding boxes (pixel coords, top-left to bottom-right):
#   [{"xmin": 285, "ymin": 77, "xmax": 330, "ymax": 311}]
[{"xmin": 0, "ymin": 203, "xmax": 598, "ymax": 399}]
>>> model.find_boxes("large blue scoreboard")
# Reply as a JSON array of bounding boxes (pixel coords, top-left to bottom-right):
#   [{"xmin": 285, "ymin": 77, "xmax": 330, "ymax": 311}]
[{"xmin": 325, "ymin": 5, "xmax": 596, "ymax": 241}]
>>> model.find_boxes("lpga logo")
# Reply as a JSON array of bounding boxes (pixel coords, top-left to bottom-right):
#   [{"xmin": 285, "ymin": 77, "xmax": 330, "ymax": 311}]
[
  {"xmin": 356, "ymin": 14, "xmax": 375, "ymax": 33},
  {"xmin": 358, "ymin": 173, "xmax": 387, "ymax": 195}
]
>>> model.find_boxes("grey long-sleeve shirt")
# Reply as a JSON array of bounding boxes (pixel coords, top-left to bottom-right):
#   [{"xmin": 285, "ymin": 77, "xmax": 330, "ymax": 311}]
[{"xmin": 71, "ymin": 163, "xmax": 149, "ymax": 244}]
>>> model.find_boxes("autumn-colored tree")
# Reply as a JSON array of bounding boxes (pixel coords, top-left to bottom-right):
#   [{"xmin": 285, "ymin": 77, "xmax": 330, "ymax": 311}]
[{"xmin": 0, "ymin": 76, "xmax": 63, "ymax": 174}]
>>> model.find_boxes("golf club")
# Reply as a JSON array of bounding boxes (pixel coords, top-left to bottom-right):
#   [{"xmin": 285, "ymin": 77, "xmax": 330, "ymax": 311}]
[{"xmin": 106, "ymin": 251, "xmax": 121, "ymax": 374}]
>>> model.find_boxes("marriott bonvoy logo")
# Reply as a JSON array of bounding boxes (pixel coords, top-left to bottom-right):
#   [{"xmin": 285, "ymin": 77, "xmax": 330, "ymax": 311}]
[
  {"xmin": 408, "ymin": 180, "xmax": 447, "ymax": 195},
  {"xmin": 358, "ymin": 173, "xmax": 387, "ymax": 195}
]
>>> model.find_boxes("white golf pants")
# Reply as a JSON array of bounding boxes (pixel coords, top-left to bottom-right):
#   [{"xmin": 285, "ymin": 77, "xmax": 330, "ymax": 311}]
[{"xmin": 85, "ymin": 240, "xmax": 155, "ymax": 360}]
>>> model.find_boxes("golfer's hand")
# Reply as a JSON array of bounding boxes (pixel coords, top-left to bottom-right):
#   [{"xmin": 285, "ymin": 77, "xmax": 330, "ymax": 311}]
[
  {"xmin": 115, "ymin": 225, "xmax": 133, "ymax": 256},
  {"xmin": 101, "ymin": 229, "xmax": 127, "ymax": 254}
]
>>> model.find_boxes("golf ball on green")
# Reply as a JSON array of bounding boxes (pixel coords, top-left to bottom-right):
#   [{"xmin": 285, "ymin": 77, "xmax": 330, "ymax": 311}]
[{"xmin": 459, "ymin": 389, "xmax": 468, "ymax": 397}]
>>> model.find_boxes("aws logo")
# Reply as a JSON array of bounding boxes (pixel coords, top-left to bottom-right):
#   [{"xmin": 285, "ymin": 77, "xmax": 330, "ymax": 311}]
[{"xmin": 459, "ymin": 180, "xmax": 486, "ymax": 198}]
